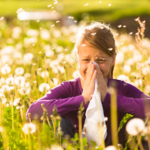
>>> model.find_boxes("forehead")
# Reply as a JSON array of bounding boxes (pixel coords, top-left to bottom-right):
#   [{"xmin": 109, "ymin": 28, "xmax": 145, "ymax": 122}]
[{"xmin": 78, "ymin": 42, "xmax": 108, "ymax": 57}]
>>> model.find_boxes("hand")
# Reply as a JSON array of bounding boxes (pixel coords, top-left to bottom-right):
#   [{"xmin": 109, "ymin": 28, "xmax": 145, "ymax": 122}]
[
  {"xmin": 96, "ymin": 65, "xmax": 108, "ymax": 102},
  {"xmin": 82, "ymin": 62, "xmax": 97, "ymax": 104}
]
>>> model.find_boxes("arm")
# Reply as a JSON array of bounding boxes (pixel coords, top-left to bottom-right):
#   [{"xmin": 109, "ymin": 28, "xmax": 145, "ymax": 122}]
[
  {"xmin": 26, "ymin": 81, "xmax": 86, "ymax": 121},
  {"xmin": 103, "ymin": 80, "xmax": 150, "ymax": 118}
]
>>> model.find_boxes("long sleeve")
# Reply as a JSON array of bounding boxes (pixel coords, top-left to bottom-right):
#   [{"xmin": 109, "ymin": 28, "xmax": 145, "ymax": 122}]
[
  {"xmin": 26, "ymin": 79, "xmax": 86, "ymax": 121},
  {"xmin": 103, "ymin": 79, "xmax": 150, "ymax": 118}
]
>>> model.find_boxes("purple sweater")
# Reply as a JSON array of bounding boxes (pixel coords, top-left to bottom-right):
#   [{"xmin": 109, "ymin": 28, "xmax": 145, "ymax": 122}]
[{"xmin": 26, "ymin": 77, "xmax": 150, "ymax": 144}]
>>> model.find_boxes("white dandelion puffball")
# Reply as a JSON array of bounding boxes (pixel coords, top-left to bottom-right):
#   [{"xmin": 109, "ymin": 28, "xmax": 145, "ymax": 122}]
[
  {"xmin": 13, "ymin": 98, "xmax": 21, "ymax": 106},
  {"xmin": 19, "ymin": 87, "xmax": 31, "ymax": 95},
  {"xmin": 51, "ymin": 145, "xmax": 63, "ymax": 150},
  {"xmin": 143, "ymin": 126, "xmax": 150, "ymax": 134},
  {"xmin": 40, "ymin": 29, "xmax": 50, "ymax": 40},
  {"xmin": 1, "ymin": 65, "xmax": 11, "ymax": 74},
  {"xmin": 39, "ymin": 83, "xmax": 50, "ymax": 92},
  {"xmin": 126, "ymin": 118, "xmax": 145, "ymax": 136},
  {"xmin": 0, "ymin": 126, "xmax": 4, "ymax": 132},
  {"xmin": 115, "ymin": 51, "xmax": 124, "ymax": 65},
  {"xmin": 15, "ymin": 76, "xmax": 25, "ymax": 87},
  {"xmin": 117, "ymin": 75, "xmax": 130, "ymax": 83},
  {"xmin": 22, "ymin": 123, "xmax": 36, "ymax": 134},
  {"xmin": 1, "ymin": 84, "xmax": 10, "ymax": 92},
  {"xmin": 104, "ymin": 145, "xmax": 117, "ymax": 150},
  {"xmin": 26, "ymin": 29, "xmax": 39, "ymax": 37},
  {"xmin": 73, "ymin": 70, "xmax": 80, "ymax": 78},
  {"xmin": 15, "ymin": 67, "xmax": 24, "ymax": 75},
  {"xmin": 41, "ymin": 71, "xmax": 49, "ymax": 78},
  {"xmin": 6, "ymin": 76, "xmax": 14, "ymax": 85},
  {"xmin": 123, "ymin": 65, "xmax": 131, "ymax": 73},
  {"xmin": 50, "ymin": 78, "xmax": 58, "ymax": 86},
  {"xmin": 23, "ymin": 53, "xmax": 34, "ymax": 64}
]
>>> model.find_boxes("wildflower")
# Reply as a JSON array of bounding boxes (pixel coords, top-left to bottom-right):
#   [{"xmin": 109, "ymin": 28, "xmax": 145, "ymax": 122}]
[
  {"xmin": 117, "ymin": 75, "xmax": 130, "ymax": 83},
  {"xmin": 50, "ymin": 78, "xmax": 58, "ymax": 86},
  {"xmin": 133, "ymin": 53, "xmax": 142, "ymax": 62},
  {"xmin": 12, "ymin": 27, "xmax": 22, "ymax": 39},
  {"xmin": 104, "ymin": 146, "xmax": 117, "ymax": 150},
  {"xmin": 15, "ymin": 67, "xmax": 24, "ymax": 76},
  {"xmin": 144, "ymin": 85, "xmax": 150, "ymax": 94},
  {"xmin": 6, "ymin": 76, "xmax": 14, "ymax": 86},
  {"xmin": 1, "ymin": 65, "xmax": 11, "ymax": 74},
  {"xmin": 45, "ymin": 50, "xmax": 54, "ymax": 57},
  {"xmin": 56, "ymin": 46, "xmax": 63, "ymax": 53},
  {"xmin": 1, "ymin": 85, "xmax": 10, "ymax": 92},
  {"xmin": 39, "ymin": 83, "xmax": 50, "ymax": 92},
  {"xmin": 126, "ymin": 118, "xmax": 145, "ymax": 136},
  {"xmin": 115, "ymin": 51, "xmax": 124, "ymax": 65},
  {"xmin": 40, "ymin": 29, "xmax": 50, "ymax": 40},
  {"xmin": 50, "ymin": 145, "xmax": 63, "ymax": 150},
  {"xmin": 19, "ymin": 87, "xmax": 31, "ymax": 95},
  {"xmin": 26, "ymin": 29, "xmax": 39, "ymax": 37},
  {"xmin": 15, "ymin": 76, "xmax": 25, "ymax": 87},
  {"xmin": 0, "ymin": 46, "xmax": 15, "ymax": 55},
  {"xmin": 24, "ymin": 73, "xmax": 31, "ymax": 80},
  {"xmin": 2, "ymin": 98, "xmax": 7, "ymax": 104},
  {"xmin": 41, "ymin": 71, "xmax": 49, "ymax": 78},
  {"xmin": 126, "ymin": 58, "xmax": 134, "ymax": 66},
  {"xmin": 72, "ymin": 70, "xmax": 80, "ymax": 78},
  {"xmin": 123, "ymin": 65, "xmax": 131, "ymax": 73},
  {"xmin": 65, "ymin": 54, "xmax": 75, "ymax": 64},
  {"xmin": 134, "ymin": 79, "xmax": 143, "ymax": 87},
  {"xmin": 0, "ymin": 126, "xmax": 4, "ymax": 132},
  {"xmin": 23, "ymin": 53, "xmax": 34, "ymax": 64},
  {"xmin": 22, "ymin": 123, "xmax": 36, "ymax": 134},
  {"xmin": 13, "ymin": 98, "xmax": 21, "ymax": 106}
]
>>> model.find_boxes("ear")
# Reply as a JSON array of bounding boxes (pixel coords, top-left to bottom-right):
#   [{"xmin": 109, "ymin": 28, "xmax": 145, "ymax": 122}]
[{"xmin": 111, "ymin": 53, "xmax": 116, "ymax": 66}]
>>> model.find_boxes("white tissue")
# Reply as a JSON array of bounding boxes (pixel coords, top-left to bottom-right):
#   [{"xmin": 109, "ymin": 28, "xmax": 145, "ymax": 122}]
[{"xmin": 83, "ymin": 62, "xmax": 107, "ymax": 146}]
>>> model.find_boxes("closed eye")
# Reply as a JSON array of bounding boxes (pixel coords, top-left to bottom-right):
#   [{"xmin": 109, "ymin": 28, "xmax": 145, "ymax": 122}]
[{"xmin": 83, "ymin": 59, "xmax": 89, "ymax": 61}]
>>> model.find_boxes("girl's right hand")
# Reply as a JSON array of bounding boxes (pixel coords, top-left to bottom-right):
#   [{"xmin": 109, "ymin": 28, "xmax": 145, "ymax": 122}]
[{"xmin": 82, "ymin": 62, "xmax": 97, "ymax": 104}]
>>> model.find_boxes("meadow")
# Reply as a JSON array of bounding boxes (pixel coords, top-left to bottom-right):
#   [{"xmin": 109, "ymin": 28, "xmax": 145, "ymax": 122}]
[{"xmin": 0, "ymin": 16, "xmax": 150, "ymax": 150}]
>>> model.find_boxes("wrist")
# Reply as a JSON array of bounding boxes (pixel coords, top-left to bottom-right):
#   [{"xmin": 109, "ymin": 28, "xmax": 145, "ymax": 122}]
[{"xmin": 82, "ymin": 94, "xmax": 90, "ymax": 104}]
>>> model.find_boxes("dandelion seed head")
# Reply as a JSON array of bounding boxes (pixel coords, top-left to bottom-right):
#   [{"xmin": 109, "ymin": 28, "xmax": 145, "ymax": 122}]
[
  {"xmin": 2, "ymin": 98, "xmax": 7, "ymax": 104},
  {"xmin": 39, "ymin": 83, "xmax": 50, "ymax": 92},
  {"xmin": 126, "ymin": 118, "xmax": 145, "ymax": 136},
  {"xmin": 108, "ymin": 4, "xmax": 111, "ymax": 6},
  {"xmin": 13, "ymin": 98, "xmax": 21, "ymax": 106},
  {"xmin": 41, "ymin": 71, "xmax": 49, "ymax": 78},
  {"xmin": 15, "ymin": 67, "xmax": 24, "ymax": 76},
  {"xmin": 22, "ymin": 123, "xmax": 36, "ymax": 134},
  {"xmin": 19, "ymin": 87, "xmax": 31, "ymax": 95},
  {"xmin": 1, "ymin": 65, "xmax": 11, "ymax": 75}
]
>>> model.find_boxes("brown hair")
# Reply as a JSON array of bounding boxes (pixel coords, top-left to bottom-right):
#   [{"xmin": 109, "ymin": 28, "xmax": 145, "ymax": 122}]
[{"xmin": 72, "ymin": 22, "xmax": 117, "ymax": 78}]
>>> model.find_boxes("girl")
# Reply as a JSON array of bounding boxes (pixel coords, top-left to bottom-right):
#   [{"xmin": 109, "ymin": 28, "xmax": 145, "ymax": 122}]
[{"xmin": 26, "ymin": 22, "xmax": 150, "ymax": 147}]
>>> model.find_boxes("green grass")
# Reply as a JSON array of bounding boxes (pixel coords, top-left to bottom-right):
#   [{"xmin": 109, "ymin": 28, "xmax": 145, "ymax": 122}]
[{"xmin": 0, "ymin": 0, "xmax": 150, "ymax": 21}]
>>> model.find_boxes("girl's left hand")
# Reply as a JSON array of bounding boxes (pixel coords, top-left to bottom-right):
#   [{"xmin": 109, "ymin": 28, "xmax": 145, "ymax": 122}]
[{"xmin": 95, "ymin": 65, "xmax": 108, "ymax": 102}]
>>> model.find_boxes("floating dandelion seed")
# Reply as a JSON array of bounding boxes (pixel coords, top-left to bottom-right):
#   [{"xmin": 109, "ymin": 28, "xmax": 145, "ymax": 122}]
[
  {"xmin": 123, "ymin": 25, "xmax": 126, "ymax": 28},
  {"xmin": 117, "ymin": 25, "xmax": 122, "ymax": 28},
  {"xmin": 40, "ymin": 28, "xmax": 42, "ymax": 30},
  {"xmin": 56, "ymin": 20, "xmax": 60, "ymax": 23},
  {"xmin": 48, "ymin": 4, "xmax": 52, "ymax": 7},
  {"xmin": 129, "ymin": 32, "xmax": 133, "ymax": 35},
  {"xmin": 135, "ymin": 17, "xmax": 139, "ymax": 21},
  {"xmin": 0, "ymin": 16, "xmax": 4, "ymax": 20},
  {"xmin": 126, "ymin": 118, "xmax": 145, "ymax": 136},
  {"xmin": 135, "ymin": 32, "xmax": 139, "ymax": 35},
  {"xmin": 54, "ymin": 1, "xmax": 57, "ymax": 4},
  {"xmin": 99, "ymin": 1, "xmax": 102, "ymax": 3},
  {"xmin": 16, "ymin": 8, "xmax": 24, "ymax": 14},
  {"xmin": 115, "ymin": 33, "xmax": 119, "ymax": 36},
  {"xmin": 22, "ymin": 123, "xmax": 36, "ymax": 134},
  {"xmin": 82, "ymin": 44, "xmax": 86, "ymax": 47},
  {"xmin": 51, "ymin": 24, "xmax": 55, "ymax": 27},
  {"xmin": 32, "ymin": 44, "xmax": 35, "ymax": 46},
  {"xmin": 51, "ymin": 6, "xmax": 54, "ymax": 9},
  {"xmin": 108, "ymin": 4, "xmax": 111, "ymax": 6},
  {"xmin": 36, "ymin": 20, "xmax": 40, "ymax": 22},
  {"xmin": 91, "ymin": 32, "xmax": 96, "ymax": 36},
  {"xmin": 108, "ymin": 48, "xmax": 113, "ymax": 51},
  {"xmin": 33, "ymin": 81, "xmax": 37, "ymax": 84},
  {"xmin": 84, "ymin": 3, "xmax": 89, "ymax": 6},
  {"xmin": 74, "ymin": 20, "xmax": 77, "ymax": 23}
]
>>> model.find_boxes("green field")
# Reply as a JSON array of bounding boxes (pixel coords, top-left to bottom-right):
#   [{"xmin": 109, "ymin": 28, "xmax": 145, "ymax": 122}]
[{"xmin": 0, "ymin": 0, "xmax": 150, "ymax": 21}]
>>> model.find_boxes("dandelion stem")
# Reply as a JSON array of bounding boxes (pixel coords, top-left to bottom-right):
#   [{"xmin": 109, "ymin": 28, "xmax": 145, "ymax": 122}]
[
  {"xmin": 110, "ymin": 85, "xmax": 118, "ymax": 148},
  {"xmin": 78, "ymin": 111, "xmax": 83, "ymax": 150},
  {"xmin": 11, "ymin": 95, "xmax": 14, "ymax": 130},
  {"xmin": 137, "ymin": 134, "xmax": 144, "ymax": 150}
]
